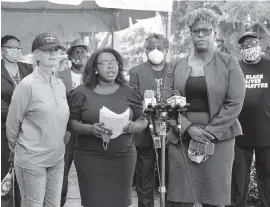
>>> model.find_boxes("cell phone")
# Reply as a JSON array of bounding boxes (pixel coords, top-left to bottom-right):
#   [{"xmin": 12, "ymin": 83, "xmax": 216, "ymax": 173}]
[{"xmin": 205, "ymin": 143, "xmax": 215, "ymax": 155}]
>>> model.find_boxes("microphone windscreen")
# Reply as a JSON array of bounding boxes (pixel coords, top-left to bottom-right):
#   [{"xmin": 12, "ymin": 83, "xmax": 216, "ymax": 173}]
[
  {"xmin": 172, "ymin": 90, "xmax": 180, "ymax": 96},
  {"xmin": 144, "ymin": 90, "xmax": 155, "ymax": 99},
  {"xmin": 143, "ymin": 90, "xmax": 156, "ymax": 109}
]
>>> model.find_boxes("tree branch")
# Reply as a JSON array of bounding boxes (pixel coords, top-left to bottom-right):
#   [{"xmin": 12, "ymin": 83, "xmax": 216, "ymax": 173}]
[{"xmin": 257, "ymin": 21, "xmax": 270, "ymax": 36}]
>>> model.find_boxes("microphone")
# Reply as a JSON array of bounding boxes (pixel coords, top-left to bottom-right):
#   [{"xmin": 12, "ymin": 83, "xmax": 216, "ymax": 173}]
[
  {"xmin": 167, "ymin": 90, "xmax": 187, "ymax": 108},
  {"xmin": 143, "ymin": 90, "xmax": 157, "ymax": 110}
]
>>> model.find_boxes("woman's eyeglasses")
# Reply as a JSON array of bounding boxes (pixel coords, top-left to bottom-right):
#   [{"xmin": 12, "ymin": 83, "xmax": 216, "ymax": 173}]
[
  {"xmin": 97, "ymin": 60, "xmax": 119, "ymax": 68},
  {"xmin": 240, "ymin": 39, "xmax": 259, "ymax": 49},
  {"xmin": 2, "ymin": 46, "xmax": 22, "ymax": 51},
  {"xmin": 191, "ymin": 28, "xmax": 212, "ymax": 36}
]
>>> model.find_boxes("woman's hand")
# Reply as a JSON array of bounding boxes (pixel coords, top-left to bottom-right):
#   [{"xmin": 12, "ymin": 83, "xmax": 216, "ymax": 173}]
[
  {"xmin": 123, "ymin": 119, "xmax": 147, "ymax": 134},
  {"xmin": 166, "ymin": 119, "xmax": 178, "ymax": 134},
  {"xmin": 187, "ymin": 125, "xmax": 214, "ymax": 144},
  {"xmin": 90, "ymin": 122, "xmax": 111, "ymax": 137}
]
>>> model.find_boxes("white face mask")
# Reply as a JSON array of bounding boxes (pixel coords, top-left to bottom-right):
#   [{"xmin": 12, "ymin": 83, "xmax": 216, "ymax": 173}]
[
  {"xmin": 148, "ymin": 49, "xmax": 164, "ymax": 65},
  {"xmin": 2, "ymin": 48, "xmax": 21, "ymax": 63},
  {"xmin": 70, "ymin": 52, "xmax": 89, "ymax": 67},
  {"xmin": 71, "ymin": 58, "xmax": 84, "ymax": 66},
  {"xmin": 241, "ymin": 46, "xmax": 261, "ymax": 62},
  {"xmin": 187, "ymin": 150, "xmax": 209, "ymax": 164}
]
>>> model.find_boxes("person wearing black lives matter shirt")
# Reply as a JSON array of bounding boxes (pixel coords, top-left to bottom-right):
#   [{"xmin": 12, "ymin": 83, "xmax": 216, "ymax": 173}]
[{"xmin": 231, "ymin": 32, "xmax": 270, "ymax": 207}]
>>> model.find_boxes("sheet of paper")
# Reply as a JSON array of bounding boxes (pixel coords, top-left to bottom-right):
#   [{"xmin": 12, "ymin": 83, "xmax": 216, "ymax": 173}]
[{"xmin": 99, "ymin": 107, "xmax": 130, "ymax": 139}]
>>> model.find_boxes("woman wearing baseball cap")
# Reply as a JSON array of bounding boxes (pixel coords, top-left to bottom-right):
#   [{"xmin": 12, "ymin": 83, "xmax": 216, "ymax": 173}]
[{"xmin": 6, "ymin": 32, "xmax": 70, "ymax": 207}]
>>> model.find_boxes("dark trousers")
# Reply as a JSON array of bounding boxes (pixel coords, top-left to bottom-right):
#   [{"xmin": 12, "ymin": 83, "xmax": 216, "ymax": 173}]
[
  {"xmin": 135, "ymin": 146, "xmax": 155, "ymax": 207},
  {"xmin": 60, "ymin": 133, "xmax": 76, "ymax": 207},
  {"xmin": 167, "ymin": 201, "xmax": 218, "ymax": 207},
  {"xmin": 231, "ymin": 146, "xmax": 270, "ymax": 207},
  {"xmin": 1, "ymin": 128, "xmax": 21, "ymax": 207},
  {"xmin": 135, "ymin": 146, "xmax": 168, "ymax": 207}
]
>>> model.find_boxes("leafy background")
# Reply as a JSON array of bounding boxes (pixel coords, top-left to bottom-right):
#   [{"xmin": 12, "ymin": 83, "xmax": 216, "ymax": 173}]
[{"xmin": 94, "ymin": 1, "xmax": 270, "ymax": 71}]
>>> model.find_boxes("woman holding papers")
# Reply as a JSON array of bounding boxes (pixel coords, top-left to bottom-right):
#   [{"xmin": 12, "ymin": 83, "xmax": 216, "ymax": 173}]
[{"xmin": 68, "ymin": 48, "xmax": 147, "ymax": 207}]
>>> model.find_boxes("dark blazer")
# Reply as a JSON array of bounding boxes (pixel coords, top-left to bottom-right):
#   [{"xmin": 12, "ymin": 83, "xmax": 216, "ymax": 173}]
[
  {"xmin": 129, "ymin": 61, "xmax": 169, "ymax": 148},
  {"xmin": 1, "ymin": 60, "xmax": 33, "ymax": 127},
  {"xmin": 163, "ymin": 51, "xmax": 246, "ymax": 143},
  {"xmin": 56, "ymin": 68, "xmax": 73, "ymax": 93}
]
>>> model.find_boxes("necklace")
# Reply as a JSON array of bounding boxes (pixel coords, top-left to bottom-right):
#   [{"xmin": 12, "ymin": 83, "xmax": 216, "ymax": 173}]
[{"xmin": 6, "ymin": 67, "xmax": 21, "ymax": 87}]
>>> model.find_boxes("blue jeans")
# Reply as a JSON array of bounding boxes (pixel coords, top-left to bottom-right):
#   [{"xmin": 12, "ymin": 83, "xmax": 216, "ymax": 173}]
[{"xmin": 15, "ymin": 160, "xmax": 64, "ymax": 207}]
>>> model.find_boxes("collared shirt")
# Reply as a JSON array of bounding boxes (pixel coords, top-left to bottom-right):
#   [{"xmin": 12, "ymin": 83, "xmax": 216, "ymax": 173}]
[{"xmin": 6, "ymin": 66, "xmax": 70, "ymax": 169}]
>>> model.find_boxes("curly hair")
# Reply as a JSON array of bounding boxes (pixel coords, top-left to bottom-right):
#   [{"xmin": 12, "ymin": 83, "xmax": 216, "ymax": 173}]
[
  {"xmin": 185, "ymin": 8, "xmax": 219, "ymax": 29},
  {"xmin": 144, "ymin": 33, "xmax": 169, "ymax": 50},
  {"xmin": 82, "ymin": 47, "xmax": 126, "ymax": 88},
  {"xmin": 1, "ymin": 35, "xmax": 20, "ymax": 47}
]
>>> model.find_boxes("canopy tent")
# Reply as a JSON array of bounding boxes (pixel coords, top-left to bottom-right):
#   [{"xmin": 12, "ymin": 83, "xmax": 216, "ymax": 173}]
[{"xmin": 1, "ymin": 0, "xmax": 173, "ymax": 53}]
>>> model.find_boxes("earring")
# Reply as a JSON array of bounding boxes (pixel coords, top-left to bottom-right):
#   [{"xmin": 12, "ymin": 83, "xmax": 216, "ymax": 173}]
[{"xmin": 95, "ymin": 70, "xmax": 98, "ymax": 74}]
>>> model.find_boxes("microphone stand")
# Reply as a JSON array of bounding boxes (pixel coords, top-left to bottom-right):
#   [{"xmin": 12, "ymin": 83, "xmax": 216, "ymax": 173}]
[
  {"xmin": 158, "ymin": 109, "xmax": 167, "ymax": 207},
  {"xmin": 176, "ymin": 105, "xmax": 200, "ymax": 207},
  {"xmin": 145, "ymin": 104, "xmax": 167, "ymax": 207}
]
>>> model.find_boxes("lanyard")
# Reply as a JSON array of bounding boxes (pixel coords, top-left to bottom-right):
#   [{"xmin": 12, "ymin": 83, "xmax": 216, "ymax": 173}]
[
  {"xmin": 7, "ymin": 69, "xmax": 21, "ymax": 87},
  {"xmin": 151, "ymin": 68, "xmax": 164, "ymax": 102}
]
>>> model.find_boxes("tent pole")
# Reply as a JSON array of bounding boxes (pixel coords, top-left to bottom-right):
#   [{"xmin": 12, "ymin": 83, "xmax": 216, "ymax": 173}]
[
  {"xmin": 111, "ymin": 10, "xmax": 118, "ymax": 49},
  {"xmin": 166, "ymin": 11, "xmax": 172, "ymax": 62},
  {"xmin": 111, "ymin": 31, "xmax": 115, "ymax": 48}
]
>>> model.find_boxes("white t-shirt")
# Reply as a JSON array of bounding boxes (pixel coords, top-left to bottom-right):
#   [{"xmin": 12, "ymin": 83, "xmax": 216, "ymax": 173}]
[{"xmin": 71, "ymin": 71, "xmax": 82, "ymax": 89}]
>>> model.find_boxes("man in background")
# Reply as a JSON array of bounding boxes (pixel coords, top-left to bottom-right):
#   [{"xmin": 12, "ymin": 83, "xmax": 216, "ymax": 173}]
[
  {"xmin": 231, "ymin": 31, "xmax": 270, "ymax": 207},
  {"xmin": 129, "ymin": 33, "xmax": 170, "ymax": 207},
  {"xmin": 57, "ymin": 39, "xmax": 89, "ymax": 91},
  {"xmin": 216, "ymin": 37, "xmax": 230, "ymax": 54},
  {"xmin": 57, "ymin": 39, "xmax": 89, "ymax": 207}
]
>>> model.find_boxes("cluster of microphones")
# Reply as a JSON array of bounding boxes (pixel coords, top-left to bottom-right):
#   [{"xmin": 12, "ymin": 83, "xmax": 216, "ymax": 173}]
[
  {"xmin": 142, "ymin": 89, "xmax": 190, "ymax": 142},
  {"xmin": 143, "ymin": 89, "xmax": 189, "ymax": 118}
]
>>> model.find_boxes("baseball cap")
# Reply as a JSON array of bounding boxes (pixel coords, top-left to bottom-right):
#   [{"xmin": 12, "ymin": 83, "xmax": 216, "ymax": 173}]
[
  {"xmin": 32, "ymin": 32, "xmax": 65, "ymax": 52},
  {"xmin": 67, "ymin": 39, "xmax": 89, "ymax": 55},
  {"xmin": 238, "ymin": 31, "xmax": 259, "ymax": 44}
]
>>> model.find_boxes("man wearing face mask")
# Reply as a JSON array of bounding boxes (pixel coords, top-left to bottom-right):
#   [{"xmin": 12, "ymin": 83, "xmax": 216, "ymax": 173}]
[
  {"xmin": 231, "ymin": 32, "xmax": 270, "ymax": 207},
  {"xmin": 1, "ymin": 35, "xmax": 33, "ymax": 207},
  {"xmin": 57, "ymin": 39, "xmax": 89, "ymax": 92},
  {"xmin": 56, "ymin": 38, "xmax": 89, "ymax": 207},
  {"xmin": 129, "ymin": 33, "xmax": 170, "ymax": 207}
]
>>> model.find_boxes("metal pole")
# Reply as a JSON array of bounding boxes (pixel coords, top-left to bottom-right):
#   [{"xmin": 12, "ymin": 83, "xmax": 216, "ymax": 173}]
[
  {"xmin": 159, "ymin": 113, "xmax": 167, "ymax": 207},
  {"xmin": 166, "ymin": 11, "xmax": 172, "ymax": 62},
  {"xmin": 111, "ymin": 10, "xmax": 118, "ymax": 49},
  {"xmin": 111, "ymin": 31, "xmax": 115, "ymax": 48}
]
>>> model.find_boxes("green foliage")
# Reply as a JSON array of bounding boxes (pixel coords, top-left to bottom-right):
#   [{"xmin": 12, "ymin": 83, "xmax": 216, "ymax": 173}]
[
  {"xmin": 117, "ymin": 1, "xmax": 270, "ymax": 69},
  {"xmin": 170, "ymin": 1, "xmax": 270, "ymax": 60}
]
